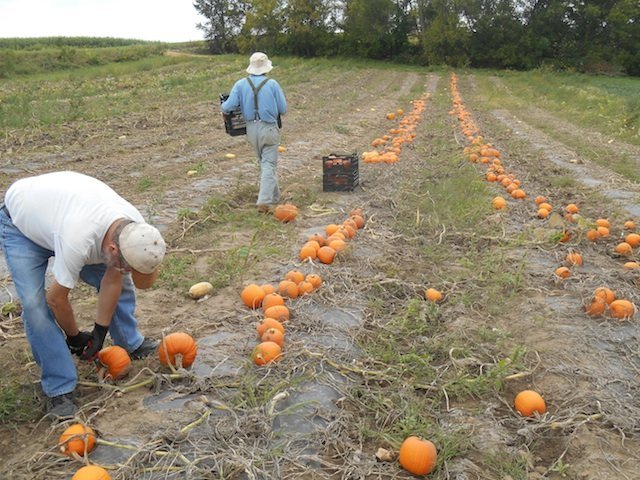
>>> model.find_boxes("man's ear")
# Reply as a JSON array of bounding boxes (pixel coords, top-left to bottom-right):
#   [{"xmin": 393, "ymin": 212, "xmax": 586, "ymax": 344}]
[{"xmin": 131, "ymin": 268, "xmax": 160, "ymax": 289}]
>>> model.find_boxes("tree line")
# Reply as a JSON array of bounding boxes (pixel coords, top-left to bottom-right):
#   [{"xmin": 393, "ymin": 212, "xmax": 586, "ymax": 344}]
[{"xmin": 193, "ymin": 0, "xmax": 639, "ymax": 75}]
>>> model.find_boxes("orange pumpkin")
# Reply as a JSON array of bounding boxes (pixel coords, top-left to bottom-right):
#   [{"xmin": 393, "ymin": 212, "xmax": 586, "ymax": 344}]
[
  {"xmin": 253, "ymin": 341, "xmax": 282, "ymax": 366},
  {"xmin": 264, "ymin": 305, "xmax": 290, "ymax": 322},
  {"xmin": 299, "ymin": 244, "xmax": 318, "ymax": 261},
  {"xmin": 514, "ymin": 390, "xmax": 546, "ymax": 416},
  {"xmin": 260, "ymin": 283, "xmax": 276, "ymax": 295},
  {"xmin": 307, "ymin": 233, "xmax": 325, "ymax": 246},
  {"xmin": 554, "ymin": 267, "xmax": 570, "ymax": 279},
  {"xmin": 594, "ymin": 287, "xmax": 616, "ymax": 304},
  {"xmin": 586, "ymin": 229, "xmax": 599, "ymax": 242},
  {"xmin": 305, "ymin": 274, "xmax": 322, "ymax": 289},
  {"xmin": 609, "ymin": 299, "xmax": 636, "ymax": 319},
  {"xmin": 615, "ymin": 242, "xmax": 633, "ymax": 256},
  {"xmin": 158, "ymin": 332, "xmax": 198, "ymax": 368},
  {"xmin": 595, "ymin": 218, "xmax": 610, "ymax": 228},
  {"xmin": 241, "ymin": 284, "xmax": 265, "ymax": 309},
  {"xmin": 623, "ymin": 220, "xmax": 635, "ymax": 230},
  {"xmin": 625, "ymin": 233, "xmax": 640, "ymax": 247},
  {"xmin": 565, "ymin": 252, "xmax": 583, "ymax": 267},
  {"xmin": 492, "ymin": 196, "xmax": 507, "ymax": 210},
  {"xmin": 262, "ymin": 293, "xmax": 285, "ymax": 311},
  {"xmin": 585, "ymin": 297, "xmax": 606, "ymax": 317},
  {"xmin": 261, "ymin": 327, "xmax": 285, "ymax": 346},
  {"xmin": 71, "ymin": 465, "xmax": 111, "ymax": 480},
  {"xmin": 59, "ymin": 424, "xmax": 97, "ymax": 456},
  {"xmin": 278, "ymin": 280, "xmax": 299, "ymax": 299},
  {"xmin": 256, "ymin": 318, "xmax": 285, "ymax": 338},
  {"xmin": 284, "ymin": 270, "xmax": 305, "ymax": 284},
  {"xmin": 565, "ymin": 204, "xmax": 579, "ymax": 214},
  {"xmin": 273, "ymin": 203, "xmax": 298, "ymax": 223},
  {"xmin": 297, "ymin": 281, "xmax": 314, "ymax": 295},
  {"xmin": 317, "ymin": 246, "xmax": 337, "ymax": 264},
  {"xmin": 398, "ymin": 436, "xmax": 437, "ymax": 475},
  {"xmin": 97, "ymin": 345, "xmax": 131, "ymax": 380},
  {"xmin": 424, "ymin": 288, "xmax": 443, "ymax": 303}
]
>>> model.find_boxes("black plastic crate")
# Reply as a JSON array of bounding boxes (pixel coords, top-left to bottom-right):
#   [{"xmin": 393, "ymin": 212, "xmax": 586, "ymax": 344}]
[
  {"xmin": 219, "ymin": 94, "xmax": 246, "ymax": 136},
  {"xmin": 322, "ymin": 153, "xmax": 359, "ymax": 191},
  {"xmin": 323, "ymin": 171, "xmax": 360, "ymax": 192}
]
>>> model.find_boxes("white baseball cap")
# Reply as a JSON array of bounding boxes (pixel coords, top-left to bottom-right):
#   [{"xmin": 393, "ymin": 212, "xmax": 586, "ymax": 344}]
[
  {"xmin": 119, "ymin": 223, "xmax": 166, "ymax": 274},
  {"xmin": 246, "ymin": 52, "xmax": 273, "ymax": 75}
]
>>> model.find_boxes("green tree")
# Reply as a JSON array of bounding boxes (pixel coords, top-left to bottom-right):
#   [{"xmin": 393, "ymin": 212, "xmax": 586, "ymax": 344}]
[
  {"xmin": 342, "ymin": 0, "xmax": 411, "ymax": 59},
  {"xmin": 193, "ymin": 0, "xmax": 248, "ymax": 53},
  {"xmin": 417, "ymin": 0, "xmax": 470, "ymax": 66},
  {"xmin": 238, "ymin": 0, "xmax": 287, "ymax": 53},
  {"xmin": 282, "ymin": 0, "xmax": 334, "ymax": 56}
]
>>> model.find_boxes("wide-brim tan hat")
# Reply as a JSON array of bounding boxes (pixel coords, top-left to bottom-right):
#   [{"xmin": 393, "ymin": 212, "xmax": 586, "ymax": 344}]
[
  {"xmin": 120, "ymin": 223, "xmax": 166, "ymax": 275},
  {"xmin": 246, "ymin": 52, "xmax": 273, "ymax": 75}
]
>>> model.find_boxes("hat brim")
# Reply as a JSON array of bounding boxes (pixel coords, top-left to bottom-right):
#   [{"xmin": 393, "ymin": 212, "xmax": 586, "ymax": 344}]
[
  {"xmin": 246, "ymin": 62, "xmax": 273, "ymax": 75},
  {"xmin": 131, "ymin": 268, "xmax": 160, "ymax": 290}
]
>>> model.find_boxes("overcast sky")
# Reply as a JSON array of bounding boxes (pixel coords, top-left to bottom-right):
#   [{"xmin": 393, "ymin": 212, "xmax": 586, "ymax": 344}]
[{"xmin": 0, "ymin": 0, "xmax": 205, "ymax": 42}]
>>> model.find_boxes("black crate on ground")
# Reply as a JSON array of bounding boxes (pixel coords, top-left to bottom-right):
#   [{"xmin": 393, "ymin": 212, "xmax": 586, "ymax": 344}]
[
  {"xmin": 322, "ymin": 153, "xmax": 359, "ymax": 191},
  {"xmin": 219, "ymin": 93, "xmax": 246, "ymax": 136}
]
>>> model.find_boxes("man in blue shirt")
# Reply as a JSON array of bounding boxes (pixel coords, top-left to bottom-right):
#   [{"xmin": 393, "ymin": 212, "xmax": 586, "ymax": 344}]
[{"xmin": 221, "ymin": 52, "xmax": 287, "ymax": 213}]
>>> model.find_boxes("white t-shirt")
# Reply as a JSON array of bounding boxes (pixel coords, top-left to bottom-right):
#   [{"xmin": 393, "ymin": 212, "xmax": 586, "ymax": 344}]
[{"xmin": 5, "ymin": 171, "xmax": 144, "ymax": 289}]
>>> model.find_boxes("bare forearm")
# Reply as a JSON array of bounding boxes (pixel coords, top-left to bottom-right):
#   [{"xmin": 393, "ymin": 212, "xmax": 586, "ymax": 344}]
[
  {"xmin": 96, "ymin": 268, "xmax": 122, "ymax": 326},
  {"xmin": 46, "ymin": 281, "xmax": 79, "ymax": 336}
]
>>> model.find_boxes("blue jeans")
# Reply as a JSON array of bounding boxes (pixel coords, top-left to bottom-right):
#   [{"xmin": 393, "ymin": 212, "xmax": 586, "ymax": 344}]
[
  {"xmin": 246, "ymin": 120, "xmax": 281, "ymax": 206},
  {"xmin": 0, "ymin": 209, "xmax": 144, "ymax": 397}
]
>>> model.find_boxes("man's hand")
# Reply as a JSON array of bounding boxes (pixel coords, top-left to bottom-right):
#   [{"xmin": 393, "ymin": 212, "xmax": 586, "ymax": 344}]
[
  {"xmin": 66, "ymin": 331, "xmax": 92, "ymax": 356},
  {"xmin": 80, "ymin": 323, "xmax": 109, "ymax": 361}
]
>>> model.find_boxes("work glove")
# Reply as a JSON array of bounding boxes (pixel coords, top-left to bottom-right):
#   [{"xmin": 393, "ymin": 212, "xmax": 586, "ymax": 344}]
[
  {"xmin": 80, "ymin": 323, "xmax": 109, "ymax": 361},
  {"xmin": 66, "ymin": 331, "xmax": 92, "ymax": 356}
]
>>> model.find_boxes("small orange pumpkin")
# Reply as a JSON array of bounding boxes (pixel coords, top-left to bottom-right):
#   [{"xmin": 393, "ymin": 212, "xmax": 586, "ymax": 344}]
[
  {"xmin": 317, "ymin": 246, "xmax": 337, "ymax": 264},
  {"xmin": 241, "ymin": 284, "xmax": 265, "ymax": 309},
  {"xmin": 625, "ymin": 233, "xmax": 640, "ymax": 247},
  {"xmin": 278, "ymin": 280, "xmax": 299, "ymax": 299},
  {"xmin": 424, "ymin": 288, "xmax": 443, "ymax": 303},
  {"xmin": 158, "ymin": 332, "xmax": 198, "ymax": 368},
  {"xmin": 273, "ymin": 203, "xmax": 298, "ymax": 223},
  {"xmin": 609, "ymin": 299, "xmax": 636, "ymax": 319},
  {"xmin": 594, "ymin": 287, "xmax": 616, "ymax": 304},
  {"xmin": 297, "ymin": 281, "xmax": 314, "ymax": 295},
  {"xmin": 72, "ymin": 465, "xmax": 111, "ymax": 480},
  {"xmin": 59, "ymin": 424, "xmax": 97, "ymax": 456},
  {"xmin": 565, "ymin": 252, "xmax": 583, "ymax": 267},
  {"xmin": 623, "ymin": 220, "xmax": 635, "ymax": 230},
  {"xmin": 615, "ymin": 242, "xmax": 633, "ymax": 256},
  {"xmin": 256, "ymin": 318, "xmax": 285, "ymax": 338},
  {"xmin": 398, "ymin": 436, "xmax": 437, "ymax": 475},
  {"xmin": 554, "ymin": 266, "xmax": 570, "ymax": 279},
  {"xmin": 585, "ymin": 297, "xmax": 606, "ymax": 317},
  {"xmin": 262, "ymin": 293, "xmax": 285, "ymax": 311},
  {"xmin": 284, "ymin": 270, "xmax": 305, "ymax": 284},
  {"xmin": 261, "ymin": 327, "xmax": 285, "ymax": 346},
  {"xmin": 97, "ymin": 345, "xmax": 131, "ymax": 380},
  {"xmin": 253, "ymin": 341, "xmax": 282, "ymax": 366},
  {"xmin": 305, "ymin": 274, "xmax": 322, "ymax": 289},
  {"xmin": 492, "ymin": 196, "xmax": 506, "ymax": 210},
  {"xmin": 299, "ymin": 244, "xmax": 317, "ymax": 261},
  {"xmin": 264, "ymin": 305, "xmax": 290, "ymax": 322},
  {"xmin": 514, "ymin": 390, "xmax": 546, "ymax": 416}
]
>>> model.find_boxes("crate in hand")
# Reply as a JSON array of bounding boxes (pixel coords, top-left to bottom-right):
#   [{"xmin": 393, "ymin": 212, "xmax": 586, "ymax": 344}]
[
  {"xmin": 219, "ymin": 93, "xmax": 246, "ymax": 136},
  {"xmin": 322, "ymin": 153, "xmax": 359, "ymax": 192}
]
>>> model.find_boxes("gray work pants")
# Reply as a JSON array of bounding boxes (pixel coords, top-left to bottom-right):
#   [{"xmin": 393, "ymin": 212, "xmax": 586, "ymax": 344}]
[{"xmin": 246, "ymin": 120, "xmax": 280, "ymax": 206}]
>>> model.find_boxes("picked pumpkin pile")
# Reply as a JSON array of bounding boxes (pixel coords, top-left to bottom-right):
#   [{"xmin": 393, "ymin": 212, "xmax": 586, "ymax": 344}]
[
  {"xmin": 240, "ymin": 207, "xmax": 367, "ymax": 366},
  {"xmin": 362, "ymin": 92, "xmax": 429, "ymax": 164}
]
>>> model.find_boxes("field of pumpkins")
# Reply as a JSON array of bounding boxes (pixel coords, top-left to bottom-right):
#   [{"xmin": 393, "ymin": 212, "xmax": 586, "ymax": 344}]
[{"xmin": 1, "ymin": 65, "xmax": 640, "ymax": 480}]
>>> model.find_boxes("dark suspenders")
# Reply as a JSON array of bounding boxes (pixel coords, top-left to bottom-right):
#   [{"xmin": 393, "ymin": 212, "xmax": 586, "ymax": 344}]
[{"xmin": 246, "ymin": 77, "xmax": 270, "ymax": 121}]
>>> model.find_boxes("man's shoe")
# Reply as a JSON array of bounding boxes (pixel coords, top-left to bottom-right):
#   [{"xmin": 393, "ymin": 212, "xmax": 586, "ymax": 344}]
[
  {"xmin": 131, "ymin": 337, "xmax": 159, "ymax": 359},
  {"xmin": 257, "ymin": 204, "xmax": 273, "ymax": 214},
  {"xmin": 45, "ymin": 392, "xmax": 77, "ymax": 419}
]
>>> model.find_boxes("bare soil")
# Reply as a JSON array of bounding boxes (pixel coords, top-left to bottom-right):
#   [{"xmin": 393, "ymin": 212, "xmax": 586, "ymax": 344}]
[{"xmin": 1, "ymin": 65, "xmax": 639, "ymax": 479}]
